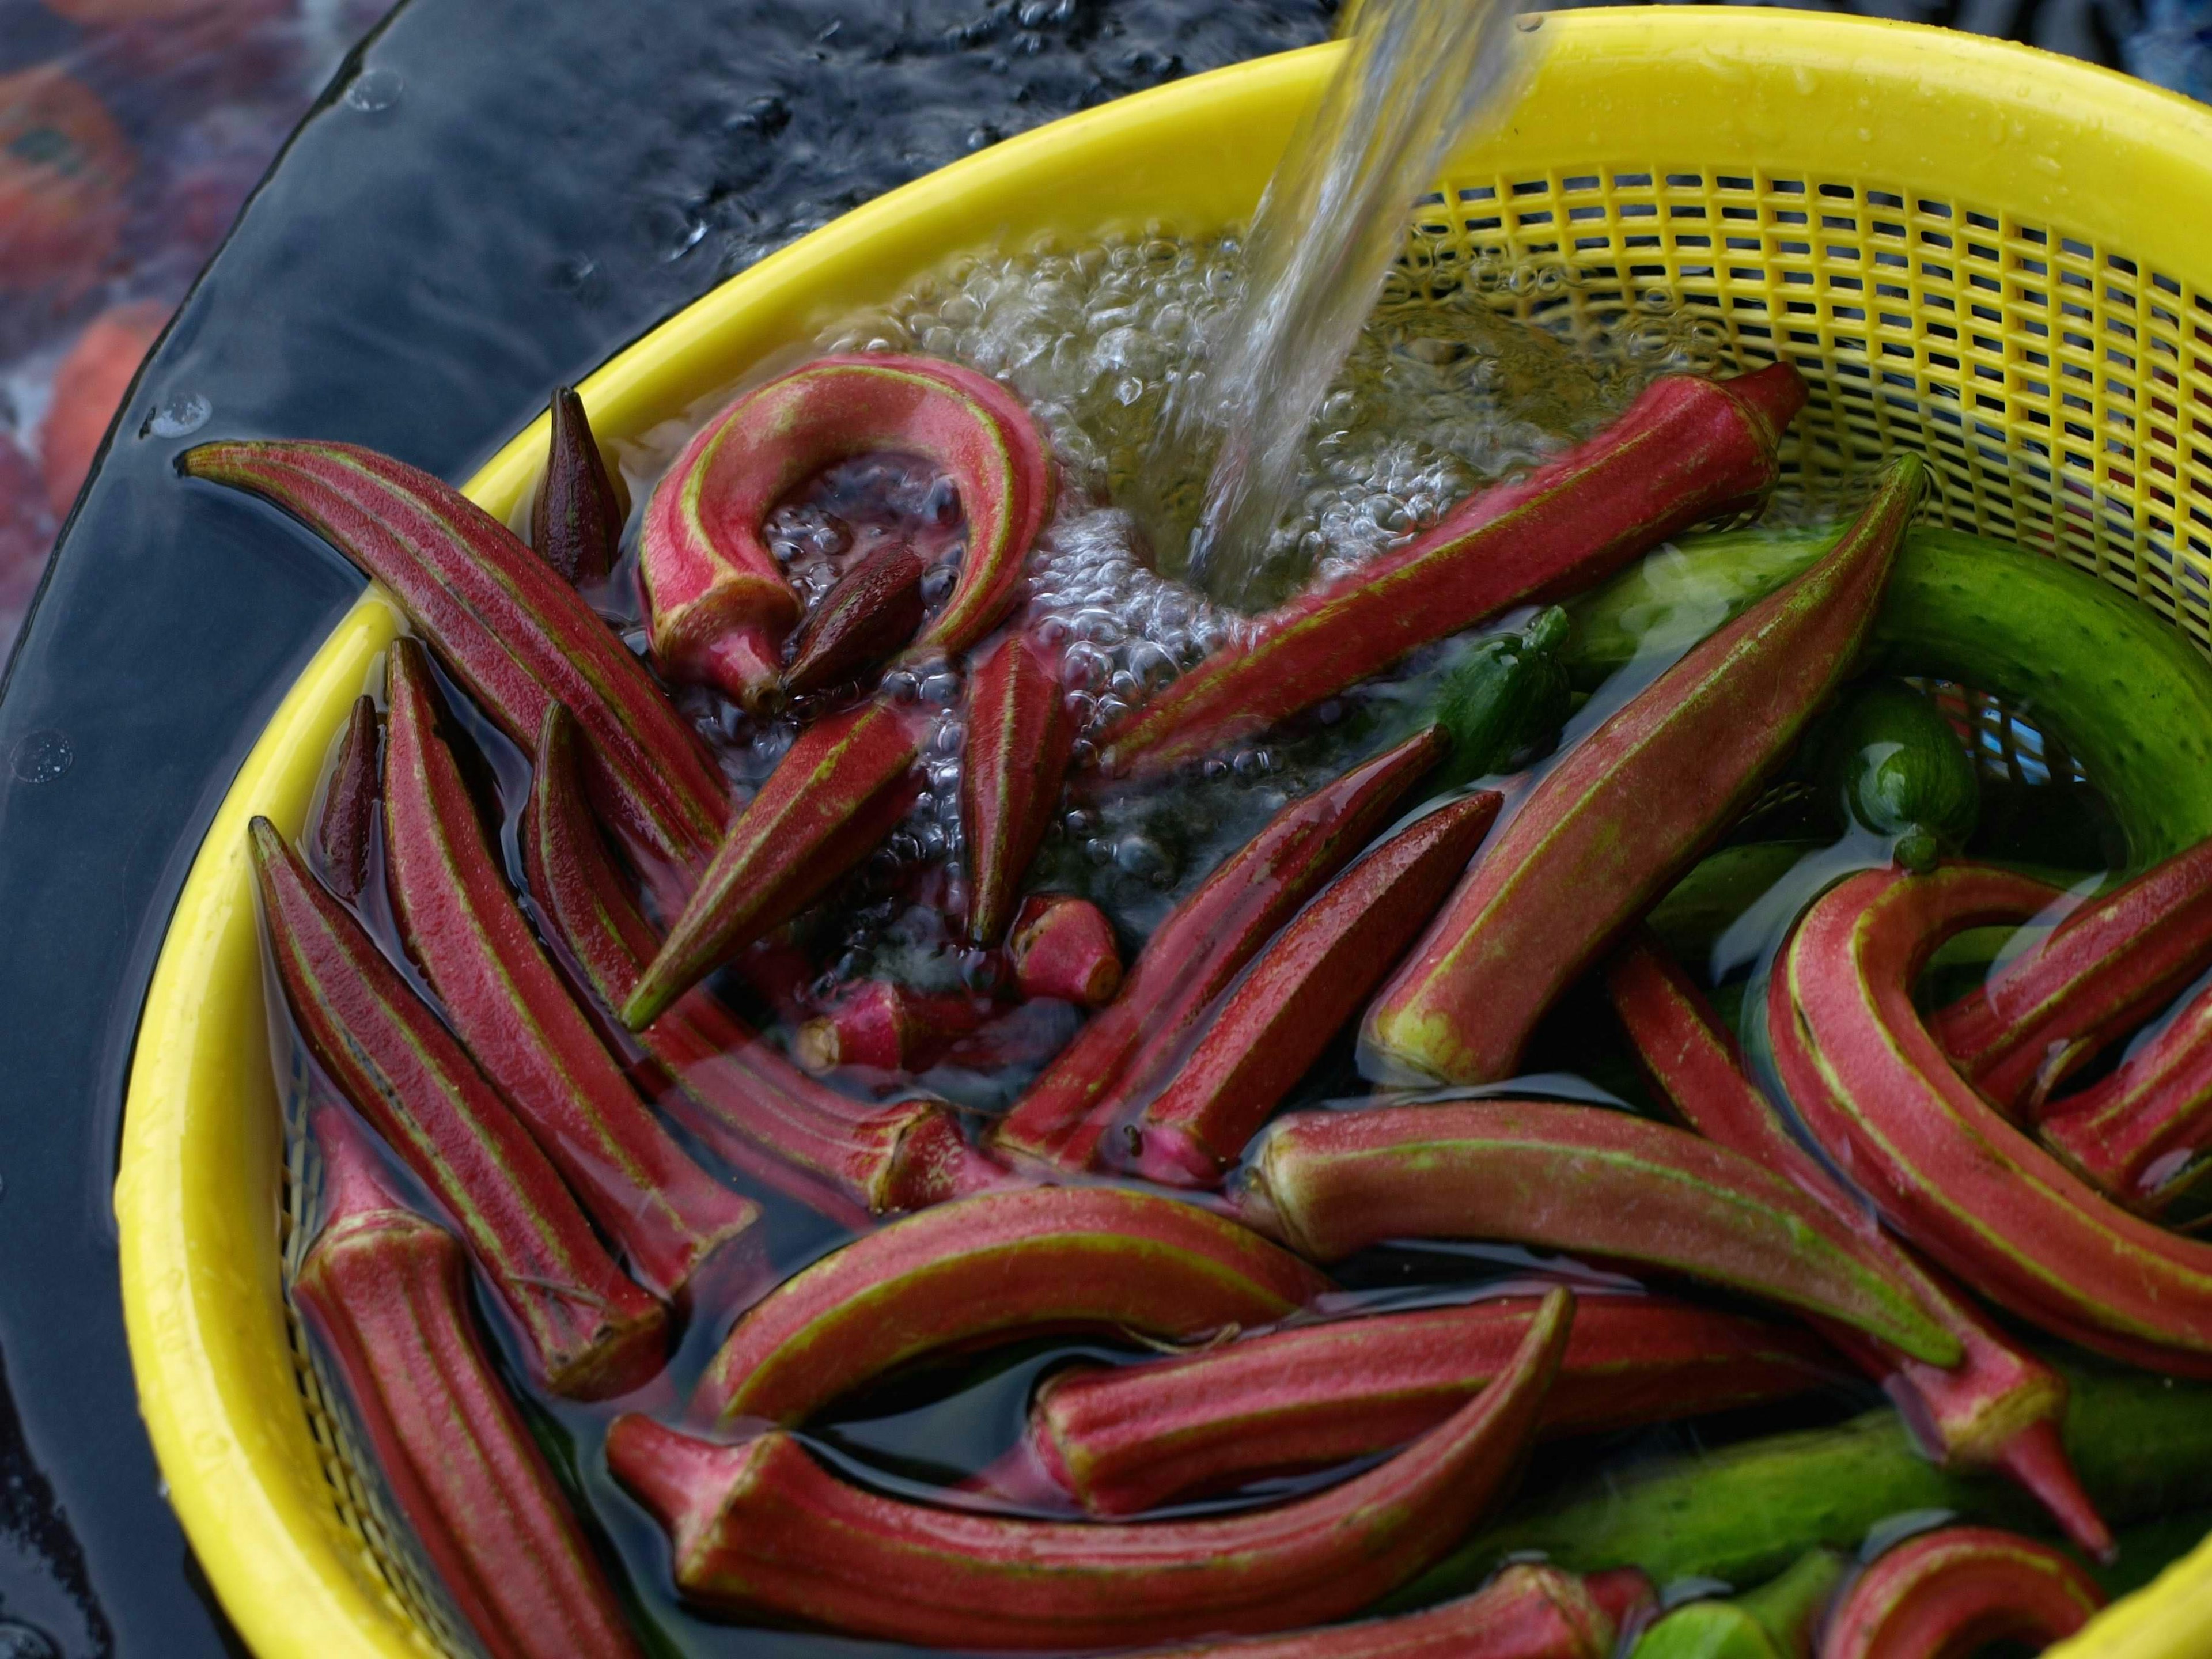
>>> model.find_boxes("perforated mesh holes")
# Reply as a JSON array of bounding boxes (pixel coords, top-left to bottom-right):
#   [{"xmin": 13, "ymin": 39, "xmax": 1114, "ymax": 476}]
[{"xmin": 1410, "ymin": 164, "xmax": 2212, "ymax": 656}]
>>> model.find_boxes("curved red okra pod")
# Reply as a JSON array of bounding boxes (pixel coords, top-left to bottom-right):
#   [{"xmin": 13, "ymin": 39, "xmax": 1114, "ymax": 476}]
[
  {"xmin": 691, "ymin": 1184, "xmax": 1332, "ymax": 1428},
  {"xmin": 383, "ymin": 641, "xmax": 763, "ymax": 1308},
  {"xmin": 1820, "ymin": 1526, "xmax": 2103, "ymax": 1659},
  {"xmin": 296, "ymin": 1112, "xmax": 645, "ymax": 1659},
  {"xmin": 1234, "ymin": 1099, "xmax": 1960, "ymax": 1365},
  {"xmin": 251, "ymin": 819, "xmax": 665, "ymax": 1399},
  {"xmin": 994, "ymin": 726, "xmax": 1446, "ymax": 1171},
  {"xmin": 1018, "ymin": 1293, "xmax": 1832, "ymax": 1517},
  {"xmin": 182, "ymin": 440, "xmax": 728, "ymax": 873},
  {"xmin": 1097, "ymin": 364, "xmax": 1806, "ymax": 779},
  {"xmin": 623, "ymin": 696, "xmax": 927, "ymax": 1028},
  {"xmin": 1362, "ymin": 452, "xmax": 1919, "ymax": 1088},
  {"xmin": 962, "ymin": 628, "xmax": 1075, "ymax": 945},
  {"xmin": 312, "ymin": 693, "xmax": 380, "ymax": 902},
  {"xmin": 1104, "ymin": 1562, "xmax": 1620, "ymax": 1659},
  {"xmin": 2040, "ymin": 972, "xmax": 2212, "ymax": 1210},
  {"xmin": 1771, "ymin": 862, "xmax": 2212, "ymax": 1377},
  {"xmin": 1132, "ymin": 791, "xmax": 1503, "ymax": 1186},
  {"xmin": 532, "ymin": 385, "xmax": 628, "ymax": 588},
  {"xmin": 525, "ymin": 706, "xmax": 1003, "ymax": 1224},
  {"xmin": 1607, "ymin": 933, "xmax": 2109, "ymax": 1557},
  {"xmin": 615, "ymin": 1287, "xmax": 1574, "ymax": 1649},
  {"xmin": 1928, "ymin": 835, "xmax": 2212, "ymax": 1113},
  {"xmin": 638, "ymin": 354, "xmax": 1051, "ymax": 707}
]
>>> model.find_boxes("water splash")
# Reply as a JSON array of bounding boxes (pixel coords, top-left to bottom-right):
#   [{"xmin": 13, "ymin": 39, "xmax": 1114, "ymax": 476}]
[{"xmin": 1173, "ymin": 0, "xmax": 1534, "ymax": 608}]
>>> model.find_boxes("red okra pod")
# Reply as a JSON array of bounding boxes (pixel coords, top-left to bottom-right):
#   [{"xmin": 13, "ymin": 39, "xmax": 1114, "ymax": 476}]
[
  {"xmin": 1134, "ymin": 791, "xmax": 1503, "ymax": 1186},
  {"xmin": 639, "ymin": 355, "xmax": 1051, "ymax": 707},
  {"xmin": 183, "ymin": 439, "xmax": 728, "ymax": 872},
  {"xmin": 294, "ymin": 1112, "xmax": 645, "ymax": 1659},
  {"xmin": 1608, "ymin": 933, "xmax": 2109, "ymax": 1558},
  {"xmin": 1234, "ymin": 1100, "xmax": 1960, "ymax": 1365},
  {"xmin": 2040, "ymin": 972, "xmax": 2212, "ymax": 1209},
  {"xmin": 791, "ymin": 979, "xmax": 990, "ymax": 1073},
  {"xmin": 615, "ymin": 1287, "xmax": 1574, "ymax": 1649},
  {"xmin": 1098, "ymin": 364, "xmax": 1806, "ymax": 779},
  {"xmin": 623, "ymin": 696, "xmax": 927, "ymax": 1028},
  {"xmin": 1009, "ymin": 893, "xmax": 1123, "ymax": 1006},
  {"xmin": 1820, "ymin": 1526, "xmax": 2103, "ymax": 1659},
  {"xmin": 532, "ymin": 385, "xmax": 628, "ymax": 588},
  {"xmin": 1113, "ymin": 1562, "xmax": 1620, "ymax": 1659},
  {"xmin": 525, "ymin": 705, "xmax": 1005, "ymax": 1223},
  {"xmin": 1772, "ymin": 862, "xmax": 2212, "ymax": 1377},
  {"xmin": 962, "ymin": 628, "xmax": 1074, "ymax": 945},
  {"xmin": 782, "ymin": 537, "xmax": 927, "ymax": 696},
  {"xmin": 994, "ymin": 725, "xmax": 1446, "ymax": 1171},
  {"xmin": 251, "ymin": 817, "xmax": 664, "ymax": 1399},
  {"xmin": 382, "ymin": 641, "xmax": 763, "ymax": 1309},
  {"xmin": 1929, "ymin": 835, "xmax": 2212, "ymax": 1113},
  {"xmin": 1363, "ymin": 453, "xmax": 1919, "ymax": 1087},
  {"xmin": 692, "ymin": 1184, "xmax": 1331, "ymax": 1429},
  {"xmin": 1022, "ymin": 1293, "xmax": 1832, "ymax": 1517},
  {"xmin": 313, "ymin": 692, "xmax": 380, "ymax": 901}
]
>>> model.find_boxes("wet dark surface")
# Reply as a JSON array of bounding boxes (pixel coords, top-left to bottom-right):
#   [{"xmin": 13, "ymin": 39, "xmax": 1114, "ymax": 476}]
[{"xmin": 0, "ymin": 0, "xmax": 2151, "ymax": 1653}]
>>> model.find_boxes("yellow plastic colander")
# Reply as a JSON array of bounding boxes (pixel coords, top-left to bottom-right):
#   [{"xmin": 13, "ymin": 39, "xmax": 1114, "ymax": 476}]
[{"xmin": 116, "ymin": 10, "xmax": 2212, "ymax": 1654}]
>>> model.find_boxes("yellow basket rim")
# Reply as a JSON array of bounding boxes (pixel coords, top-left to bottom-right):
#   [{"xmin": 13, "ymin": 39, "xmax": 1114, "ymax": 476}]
[{"xmin": 118, "ymin": 11, "xmax": 2212, "ymax": 1656}]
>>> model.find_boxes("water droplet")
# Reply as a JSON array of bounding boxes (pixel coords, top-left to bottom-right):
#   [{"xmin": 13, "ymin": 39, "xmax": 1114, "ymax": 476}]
[
  {"xmin": 9, "ymin": 729, "xmax": 72, "ymax": 784},
  {"xmin": 0, "ymin": 1620, "xmax": 60, "ymax": 1659},
  {"xmin": 344, "ymin": 67, "xmax": 403, "ymax": 113},
  {"xmin": 1514, "ymin": 12, "xmax": 1543, "ymax": 28},
  {"xmin": 146, "ymin": 392, "xmax": 211, "ymax": 438}
]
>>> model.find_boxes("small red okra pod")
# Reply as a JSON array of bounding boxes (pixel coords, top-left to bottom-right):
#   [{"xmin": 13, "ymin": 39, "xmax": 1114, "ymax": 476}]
[
  {"xmin": 531, "ymin": 384, "xmax": 628, "ymax": 588},
  {"xmin": 791, "ymin": 979, "xmax": 990, "ymax": 1073},
  {"xmin": 1820, "ymin": 1525, "xmax": 2103, "ymax": 1659},
  {"xmin": 312, "ymin": 692, "xmax": 380, "ymax": 902},
  {"xmin": 623, "ymin": 695, "xmax": 928, "ymax": 1028},
  {"xmin": 963, "ymin": 628, "xmax": 1075, "ymax": 946},
  {"xmin": 1008, "ymin": 893, "xmax": 1122, "ymax": 1006},
  {"xmin": 782, "ymin": 537, "xmax": 928, "ymax": 696},
  {"xmin": 294, "ymin": 1110, "xmax": 645, "ymax": 1659}
]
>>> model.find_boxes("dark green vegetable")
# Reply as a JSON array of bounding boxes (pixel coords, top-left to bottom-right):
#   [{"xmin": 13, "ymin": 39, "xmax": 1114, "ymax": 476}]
[
  {"xmin": 1630, "ymin": 1548, "xmax": 1846, "ymax": 1659},
  {"xmin": 1397, "ymin": 1361, "xmax": 2212, "ymax": 1603},
  {"xmin": 1815, "ymin": 684, "xmax": 1979, "ymax": 872},
  {"xmin": 1427, "ymin": 605, "xmax": 1573, "ymax": 791},
  {"xmin": 1565, "ymin": 526, "xmax": 2212, "ymax": 864}
]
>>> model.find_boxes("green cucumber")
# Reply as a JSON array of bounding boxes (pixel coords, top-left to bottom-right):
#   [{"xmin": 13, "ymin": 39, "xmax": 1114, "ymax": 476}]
[
  {"xmin": 1566, "ymin": 527, "xmax": 2212, "ymax": 865},
  {"xmin": 1396, "ymin": 1360, "xmax": 2212, "ymax": 1602},
  {"xmin": 1631, "ymin": 1549, "xmax": 1847, "ymax": 1659},
  {"xmin": 1813, "ymin": 683, "xmax": 1980, "ymax": 872}
]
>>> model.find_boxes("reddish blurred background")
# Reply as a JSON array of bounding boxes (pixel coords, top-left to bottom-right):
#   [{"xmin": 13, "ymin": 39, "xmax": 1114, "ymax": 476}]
[{"xmin": 0, "ymin": 0, "xmax": 389, "ymax": 656}]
